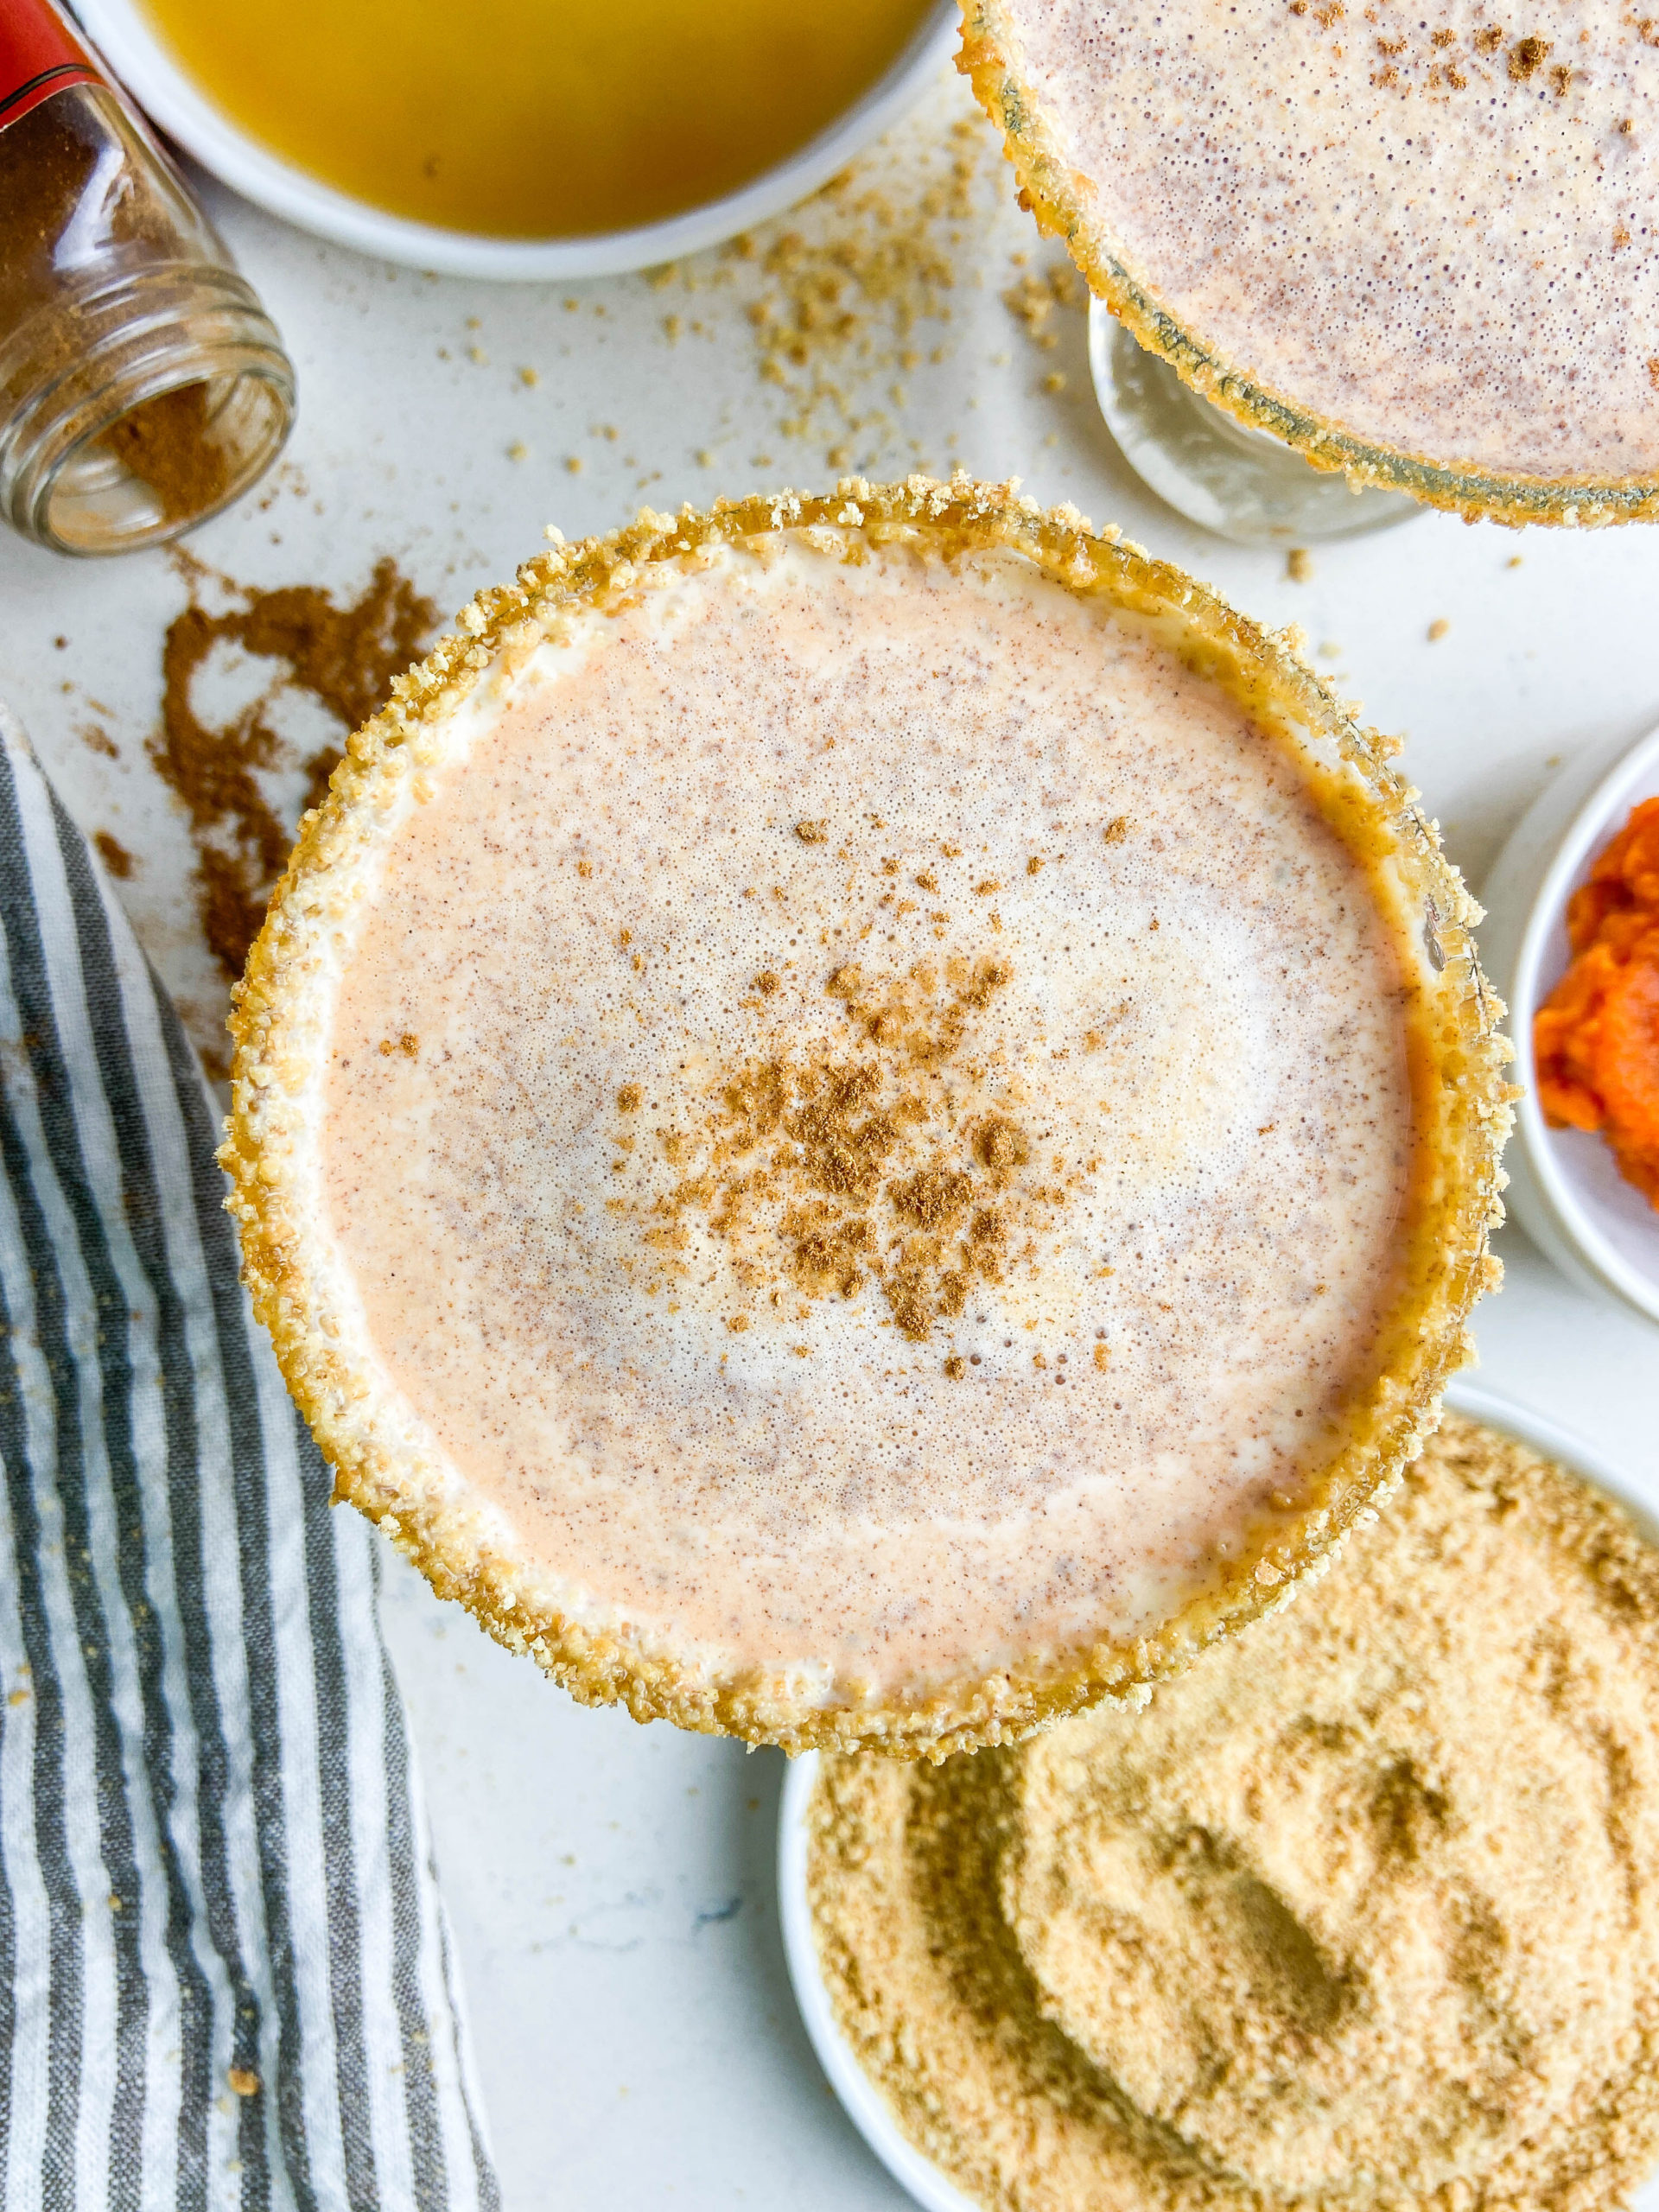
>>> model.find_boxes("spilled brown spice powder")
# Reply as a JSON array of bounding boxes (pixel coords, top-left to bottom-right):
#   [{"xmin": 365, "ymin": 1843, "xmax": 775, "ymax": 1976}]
[
  {"xmin": 92, "ymin": 830, "xmax": 134, "ymax": 880},
  {"xmin": 1002, "ymin": 258, "xmax": 1085, "ymax": 354},
  {"xmin": 810, "ymin": 1413, "xmax": 1659, "ymax": 2212},
  {"xmin": 151, "ymin": 556, "xmax": 436, "ymax": 978}
]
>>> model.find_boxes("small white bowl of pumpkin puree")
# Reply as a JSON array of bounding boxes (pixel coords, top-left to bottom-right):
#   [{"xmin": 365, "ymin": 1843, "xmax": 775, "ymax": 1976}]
[
  {"xmin": 72, "ymin": 0, "xmax": 958, "ymax": 277},
  {"xmin": 1481, "ymin": 724, "xmax": 1659, "ymax": 1330}
]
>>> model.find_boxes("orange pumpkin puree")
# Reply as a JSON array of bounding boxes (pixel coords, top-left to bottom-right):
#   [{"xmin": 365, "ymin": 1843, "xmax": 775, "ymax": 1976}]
[{"xmin": 1535, "ymin": 797, "xmax": 1659, "ymax": 1209}]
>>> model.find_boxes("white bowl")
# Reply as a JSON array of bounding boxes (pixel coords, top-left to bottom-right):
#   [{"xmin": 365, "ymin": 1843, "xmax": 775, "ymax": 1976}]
[
  {"xmin": 1481, "ymin": 725, "xmax": 1659, "ymax": 1328},
  {"xmin": 776, "ymin": 1377, "xmax": 1659, "ymax": 2212},
  {"xmin": 778, "ymin": 1758, "xmax": 977, "ymax": 2212},
  {"xmin": 73, "ymin": 0, "xmax": 961, "ymax": 279}
]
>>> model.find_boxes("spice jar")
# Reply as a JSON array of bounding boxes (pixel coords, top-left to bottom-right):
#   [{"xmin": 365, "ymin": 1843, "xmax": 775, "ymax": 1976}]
[{"xmin": 0, "ymin": 0, "xmax": 294, "ymax": 556}]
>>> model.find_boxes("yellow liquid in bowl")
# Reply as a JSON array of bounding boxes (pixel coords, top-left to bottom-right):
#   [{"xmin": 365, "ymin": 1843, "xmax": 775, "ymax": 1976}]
[{"xmin": 141, "ymin": 0, "xmax": 938, "ymax": 239}]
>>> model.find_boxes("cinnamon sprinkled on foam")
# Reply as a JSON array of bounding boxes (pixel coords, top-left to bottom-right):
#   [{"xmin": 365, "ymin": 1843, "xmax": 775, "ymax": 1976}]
[{"xmin": 643, "ymin": 950, "xmax": 1041, "ymax": 1349}]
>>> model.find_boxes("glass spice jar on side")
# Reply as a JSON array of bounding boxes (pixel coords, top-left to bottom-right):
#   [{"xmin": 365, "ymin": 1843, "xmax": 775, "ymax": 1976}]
[{"xmin": 0, "ymin": 0, "xmax": 294, "ymax": 556}]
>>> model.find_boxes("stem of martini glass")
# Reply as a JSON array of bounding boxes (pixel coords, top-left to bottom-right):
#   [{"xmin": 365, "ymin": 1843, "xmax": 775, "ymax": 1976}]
[{"xmin": 1087, "ymin": 304, "xmax": 1420, "ymax": 547}]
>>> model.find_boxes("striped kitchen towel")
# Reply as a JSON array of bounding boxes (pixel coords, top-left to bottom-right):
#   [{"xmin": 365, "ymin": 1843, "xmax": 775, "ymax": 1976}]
[{"xmin": 0, "ymin": 702, "xmax": 499, "ymax": 2212}]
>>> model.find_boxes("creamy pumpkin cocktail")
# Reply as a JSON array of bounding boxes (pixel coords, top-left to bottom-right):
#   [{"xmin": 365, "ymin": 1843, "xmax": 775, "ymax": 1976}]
[
  {"xmin": 224, "ymin": 481, "xmax": 1510, "ymax": 1753},
  {"xmin": 965, "ymin": 0, "xmax": 1659, "ymax": 523}
]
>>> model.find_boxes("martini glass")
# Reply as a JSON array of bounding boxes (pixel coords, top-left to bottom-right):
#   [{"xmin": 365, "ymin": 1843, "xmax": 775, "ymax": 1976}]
[{"xmin": 1089, "ymin": 308, "xmax": 1418, "ymax": 546}]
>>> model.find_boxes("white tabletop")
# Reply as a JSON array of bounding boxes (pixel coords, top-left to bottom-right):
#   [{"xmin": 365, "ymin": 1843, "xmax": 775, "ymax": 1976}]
[{"xmin": 3, "ymin": 67, "xmax": 1656, "ymax": 2209}]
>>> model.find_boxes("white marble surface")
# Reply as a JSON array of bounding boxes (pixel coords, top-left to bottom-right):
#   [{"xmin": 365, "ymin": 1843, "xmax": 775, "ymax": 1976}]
[{"xmin": 2, "ymin": 65, "xmax": 1657, "ymax": 2209}]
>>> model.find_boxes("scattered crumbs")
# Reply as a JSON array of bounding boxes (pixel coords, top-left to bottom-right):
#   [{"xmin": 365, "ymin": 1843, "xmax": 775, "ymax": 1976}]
[
  {"xmin": 518, "ymin": 365, "xmax": 539, "ymax": 387},
  {"xmin": 1043, "ymin": 371, "xmax": 1067, "ymax": 393},
  {"xmin": 1004, "ymin": 258, "xmax": 1084, "ymax": 357},
  {"xmin": 576, "ymin": 858, "xmax": 594, "ymax": 880},
  {"xmin": 795, "ymin": 819, "xmax": 829, "ymax": 844},
  {"xmin": 727, "ymin": 1313, "xmax": 751, "ymax": 1333},
  {"xmin": 1286, "ymin": 547, "xmax": 1313, "ymax": 582},
  {"xmin": 1093, "ymin": 1342, "xmax": 1109, "ymax": 1370},
  {"xmin": 663, "ymin": 315, "xmax": 683, "ymax": 341},
  {"xmin": 467, "ymin": 346, "xmax": 489, "ymax": 366},
  {"xmin": 1427, "ymin": 617, "xmax": 1451, "ymax": 641},
  {"xmin": 696, "ymin": 448, "xmax": 715, "ymax": 467},
  {"xmin": 1103, "ymin": 817, "xmax": 1128, "ymax": 845},
  {"xmin": 943, "ymin": 1355, "xmax": 965, "ymax": 1378},
  {"xmin": 227, "ymin": 2069, "xmax": 260, "ymax": 2099},
  {"xmin": 506, "ymin": 441, "xmax": 529, "ymax": 462},
  {"xmin": 754, "ymin": 970, "xmax": 782, "ymax": 996},
  {"xmin": 1318, "ymin": 639, "xmax": 1343, "ymax": 658},
  {"xmin": 93, "ymin": 831, "xmax": 134, "ymax": 880},
  {"xmin": 1508, "ymin": 553, "xmax": 1526, "ymax": 568},
  {"xmin": 78, "ymin": 723, "xmax": 118, "ymax": 759},
  {"xmin": 1026, "ymin": 855, "xmax": 1044, "ymax": 876},
  {"xmin": 617, "ymin": 1084, "xmax": 642, "ymax": 1111},
  {"xmin": 565, "ymin": 455, "xmax": 583, "ymax": 474}
]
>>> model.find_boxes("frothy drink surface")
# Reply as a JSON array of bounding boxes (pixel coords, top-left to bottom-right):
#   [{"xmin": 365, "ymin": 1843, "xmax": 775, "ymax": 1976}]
[
  {"xmin": 322, "ymin": 542, "xmax": 1414, "ymax": 1694},
  {"xmin": 1000, "ymin": 0, "xmax": 1659, "ymax": 479}
]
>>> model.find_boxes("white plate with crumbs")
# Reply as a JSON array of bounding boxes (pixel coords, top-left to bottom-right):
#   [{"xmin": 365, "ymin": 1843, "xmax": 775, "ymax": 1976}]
[
  {"xmin": 779, "ymin": 1761, "xmax": 978, "ymax": 2212},
  {"xmin": 778, "ymin": 1379, "xmax": 1659, "ymax": 2212}
]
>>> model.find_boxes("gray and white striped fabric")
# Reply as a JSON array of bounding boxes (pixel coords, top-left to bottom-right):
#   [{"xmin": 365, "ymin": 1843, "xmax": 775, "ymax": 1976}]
[{"xmin": 0, "ymin": 704, "xmax": 499, "ymax": 2212}]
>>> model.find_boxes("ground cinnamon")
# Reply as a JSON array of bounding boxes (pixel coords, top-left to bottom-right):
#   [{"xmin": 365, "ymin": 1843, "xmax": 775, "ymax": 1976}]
[
  {"xmin": 150, "ymin": 557, "xmax": 437, "ymax": 976},
  {"xmin": 0, "ymin": 3, "xmax": 291, "ymax": 550},
  {"xmin": 98, "ymin": 382, "xmax": 236, "ymax": 522},
  {"xmin": 92, "ymin": 830, "xmax": 134, "ymax": 879}
]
